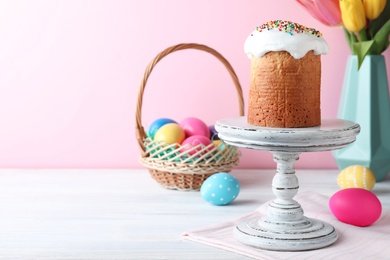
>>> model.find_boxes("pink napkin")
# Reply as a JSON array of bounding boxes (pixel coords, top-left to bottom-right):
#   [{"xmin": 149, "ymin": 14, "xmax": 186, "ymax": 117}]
[{"xmin": 182, "ymin": 191, "xmax": 390, "ymax": 259}]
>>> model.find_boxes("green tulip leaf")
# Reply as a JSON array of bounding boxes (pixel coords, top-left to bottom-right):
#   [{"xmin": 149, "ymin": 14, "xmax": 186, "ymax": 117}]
[
  {"xmin": 352, "ymin": 40, "xmax": 375, "ymax": 70},
  {"xmin": 369, "ymin": 0, "xmax": 390, "ymax": 37},
  {"xmin": 372, "ymin": 18, "xmax": 390, "ymax": 54},
  {"xmin": 343, "ymin": 27, "xmax": 357, "ymax": 53}
]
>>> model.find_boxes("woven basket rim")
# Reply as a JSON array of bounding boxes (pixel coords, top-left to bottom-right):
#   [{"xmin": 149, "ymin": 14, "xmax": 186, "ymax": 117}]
[
  {"xmin": 140, "ymin": 138, "xmax": 240, "ymax": 174},
  {"xmin": 135, "ymin": 43, "xmax": 245, "ymax": 156}
]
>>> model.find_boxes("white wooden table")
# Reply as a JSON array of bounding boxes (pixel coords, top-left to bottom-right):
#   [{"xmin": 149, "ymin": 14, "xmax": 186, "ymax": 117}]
[{"xmin": 0, "ymin": 169, "xmax": 389, "ymax": 259}]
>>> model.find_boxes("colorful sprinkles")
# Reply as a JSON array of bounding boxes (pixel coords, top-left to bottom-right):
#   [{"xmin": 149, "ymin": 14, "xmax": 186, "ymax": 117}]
[{"xmin": 252, "ymin": 20, "xmax": 323, "ymax": 37}]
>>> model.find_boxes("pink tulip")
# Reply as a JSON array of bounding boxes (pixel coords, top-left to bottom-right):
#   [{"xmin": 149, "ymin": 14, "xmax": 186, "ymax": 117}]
[{"xmin": 297, "ymin": 0, "xmax": 342, "ymax": 26}]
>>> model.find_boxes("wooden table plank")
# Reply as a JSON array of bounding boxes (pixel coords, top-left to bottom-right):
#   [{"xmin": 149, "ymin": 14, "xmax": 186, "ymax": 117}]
[{"xmin": 0, "ymin": 169, "xmax": 388, "ymax": 259}]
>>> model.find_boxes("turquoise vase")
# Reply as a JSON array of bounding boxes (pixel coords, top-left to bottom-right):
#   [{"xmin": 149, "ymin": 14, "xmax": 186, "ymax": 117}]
[{"xmin": 332, "ymin": 55, "xmax": 390, "ymax": 182}]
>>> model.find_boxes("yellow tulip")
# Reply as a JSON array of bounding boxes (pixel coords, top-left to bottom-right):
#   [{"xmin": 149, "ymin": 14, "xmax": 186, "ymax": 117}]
[
  {"xmin": 340, "ymin": 0, "xmax": 367, "ymax": 32},
  {"xmin": 363, "ymin": 0, "xmax": 387, "ymax": 19}
]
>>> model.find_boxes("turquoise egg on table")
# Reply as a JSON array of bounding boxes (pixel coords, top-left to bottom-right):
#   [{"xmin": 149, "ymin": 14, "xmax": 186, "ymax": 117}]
[
  {"xmin": 148, "ymin": 118, "xmax": 177, "ymax": 139},
  {"xmin": 200, "ymin": 172, "xmax": 240, "ymax": 206}
]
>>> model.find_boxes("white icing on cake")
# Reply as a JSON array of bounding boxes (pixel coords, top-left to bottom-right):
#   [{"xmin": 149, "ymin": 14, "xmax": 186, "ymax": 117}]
[{"xmin": 244, "ymin": 21, "xmax": 329, "ymax": 59}]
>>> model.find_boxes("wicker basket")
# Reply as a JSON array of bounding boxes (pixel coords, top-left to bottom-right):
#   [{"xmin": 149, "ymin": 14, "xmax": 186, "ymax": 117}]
[{"xmin": 135, "ymin": 43, "xmax": 244, "ymax": 191}]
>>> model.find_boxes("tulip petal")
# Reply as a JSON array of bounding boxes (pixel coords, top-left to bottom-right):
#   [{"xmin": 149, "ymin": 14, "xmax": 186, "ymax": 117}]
[
  {"xmin": 297, "ymin": 0, "xmax": 342, "ymax": 26},
  {"xmin": 363, "ymin": 0, "xmax": 387, "ymax": 20},
  {"xmin": 314, "ymin": 0, "xmax": 342, "ymax": 26},
  {"xmin": 297, "ymin": 0, "xmax": 335, "ymax": 26},
  {"xmin": 369, "ymin": 0, "xmax": 390, "ymax": 36},
  {"xmin": 340, "ymin": 0, "xmax": 367, "ymax": 32}
]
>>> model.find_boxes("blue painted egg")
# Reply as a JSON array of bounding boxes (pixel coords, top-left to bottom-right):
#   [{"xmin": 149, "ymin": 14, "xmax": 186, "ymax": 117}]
[
  {"xmin": 148, "ymin": 118, "xmax": 177, "ymax": 139},
  {"xmin": 201, "ymin": 172, "xmax": 240, "ymax": 206}
]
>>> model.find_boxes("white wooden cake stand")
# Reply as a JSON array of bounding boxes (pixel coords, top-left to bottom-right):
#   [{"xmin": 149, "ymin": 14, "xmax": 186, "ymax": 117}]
[{"xmin": 215, "ymin": 117, "xmax": 360, "ymax": 251}]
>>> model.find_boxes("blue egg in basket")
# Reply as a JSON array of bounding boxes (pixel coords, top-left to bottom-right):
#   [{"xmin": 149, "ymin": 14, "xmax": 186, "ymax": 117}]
[
  {"xmin": 148, "ymin": 118, "xmax": 177, "ymax": 139},
  {"xmin": 200, "ymin": 172, "xmax": 240, "ymax": 205}
]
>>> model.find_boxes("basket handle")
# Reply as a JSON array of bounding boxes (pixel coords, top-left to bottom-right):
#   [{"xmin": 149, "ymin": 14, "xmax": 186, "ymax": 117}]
[{"xmin": 135, "ymin": 43, "xmax": 245, "ymax": 154}]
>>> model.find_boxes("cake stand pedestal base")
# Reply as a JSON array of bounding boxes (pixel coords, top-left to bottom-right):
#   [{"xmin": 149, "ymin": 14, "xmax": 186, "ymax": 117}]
[
  {"xmin": 233, "ymin": 152, "xmax": 337, "ymax": 251},
  {"xmin": 215, "ymin": 118, "xmax": 360, "ymax": 251}
]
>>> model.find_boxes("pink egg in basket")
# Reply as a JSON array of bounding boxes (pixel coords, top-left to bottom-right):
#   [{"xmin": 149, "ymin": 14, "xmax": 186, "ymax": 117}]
[
  {"xmin": 180, "ymin": 117, "xmax": 210, "ymax": 138},
  {"xmin": 181, "ymin": 135, "xmax": 213, "ymax": 156}
]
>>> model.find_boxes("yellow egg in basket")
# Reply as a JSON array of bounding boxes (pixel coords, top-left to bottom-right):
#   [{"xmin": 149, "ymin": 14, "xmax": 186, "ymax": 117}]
[
  {"xmin": 154, "ymin": 123, "xmax": 185, "ymax": 145},
  {"xmin": 337, "ymin": 165, "xmax": 376, "ymax": 191}
]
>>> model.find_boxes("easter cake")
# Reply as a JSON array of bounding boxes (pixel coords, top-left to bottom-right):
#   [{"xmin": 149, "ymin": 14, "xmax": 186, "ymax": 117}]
[{"xmin": 244, "ymin": 20, "xmax": 329, "ymax": 128}]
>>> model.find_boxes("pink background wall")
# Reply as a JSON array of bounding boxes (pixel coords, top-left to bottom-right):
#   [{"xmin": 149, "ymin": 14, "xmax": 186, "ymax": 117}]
[{"xmin": 0, "ymin": 0, "xmax": 389, "ymax": 169}]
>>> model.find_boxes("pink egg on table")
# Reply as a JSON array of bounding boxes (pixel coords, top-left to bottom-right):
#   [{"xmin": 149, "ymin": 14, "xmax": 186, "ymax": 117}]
[
  {"xmin": 180, "ymin": 117, "xmax": 210, "ymax": 138},
  {"xmin": 329, "ymin": 188, "xmax": 382, "ymax": 227},
  {"xmin": 181, "ymin": 135, "xmax": 212, "ymax": 156}
]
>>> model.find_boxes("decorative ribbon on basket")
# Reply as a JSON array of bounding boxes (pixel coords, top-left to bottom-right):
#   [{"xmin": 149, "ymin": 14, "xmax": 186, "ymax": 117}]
[{"xmin": 135, "ymin": 43, "xmax": 244, "ymax": 191}]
